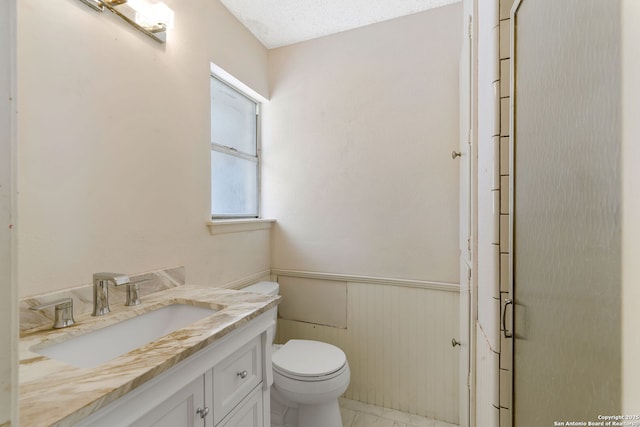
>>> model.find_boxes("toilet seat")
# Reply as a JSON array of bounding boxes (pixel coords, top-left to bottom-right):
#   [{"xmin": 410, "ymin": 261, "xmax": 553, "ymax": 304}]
[
  {"xmin": 272, "ymin": 340, "xmax": 347, "ymax": 381},
  {"xmin": 274, "ymin": 360, "xmax": 349, "ymax": 382}
]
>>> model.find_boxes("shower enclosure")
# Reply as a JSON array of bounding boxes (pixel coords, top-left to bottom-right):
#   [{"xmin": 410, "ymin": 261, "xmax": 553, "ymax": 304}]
[{"xmin": 510, "ymin": 0, "xmax": 622, "ymax": 424}]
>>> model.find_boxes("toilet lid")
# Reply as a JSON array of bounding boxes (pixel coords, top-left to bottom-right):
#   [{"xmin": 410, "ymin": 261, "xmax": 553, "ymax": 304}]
[{"xmin": 272, "ymin": 340, "xmax": 346, "ymax": 378}]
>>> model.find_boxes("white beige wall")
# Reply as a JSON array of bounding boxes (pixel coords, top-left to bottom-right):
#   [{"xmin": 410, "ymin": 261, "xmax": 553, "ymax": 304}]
[
  {"xmin": 263, "ymin": 5, "xmax": 461, "ymax": 283},
  {"xmin": 622, "ymin": 0, "xmax": 640, "ymax": 413},
  {"xmin": 1, "ymin": 1, "xmax": 17, "ymax": 424},
  {"xmin": 263, "ymin": 4, "xmax": 462, "ymax": 423},
  {"xmin": 17, "ymin": 0, "xmax": 271, "ymax": 297}
]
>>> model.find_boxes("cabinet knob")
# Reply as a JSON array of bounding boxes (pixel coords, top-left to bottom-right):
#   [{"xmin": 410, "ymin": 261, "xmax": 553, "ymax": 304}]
[
  {"xmin": 196, "ymin": 407, "xmax": 209, "ymax": 419},
  {"xmin": 451, "ymin": 338, "xmax": 461, "ymax": 347},
  {"xmin": 237, "ymin": 370, "xmax": 248, "ymax": 379},
  {"xmin": 452, "ymin": 150, "xmax": 462, "ymax": 159}
]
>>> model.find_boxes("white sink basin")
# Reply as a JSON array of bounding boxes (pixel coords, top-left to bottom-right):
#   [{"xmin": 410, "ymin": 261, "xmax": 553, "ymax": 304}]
[{"xmin": 33, "ymin": 304, "xmax": 217, "ymax": 369}]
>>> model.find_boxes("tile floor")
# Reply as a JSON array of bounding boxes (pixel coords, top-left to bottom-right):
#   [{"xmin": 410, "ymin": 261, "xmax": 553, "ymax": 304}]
[{"xmin": 339, "ymin": 398, "xmax": 459, "ymax": 427}]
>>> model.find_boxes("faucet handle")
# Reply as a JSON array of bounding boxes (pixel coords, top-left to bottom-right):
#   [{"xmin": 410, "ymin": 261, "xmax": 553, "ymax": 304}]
[
  {"xmin": 29, "ymin": 298, "xmax": 76, "ymax": 329},
  {"xmin": 125, "ymin": 279, "xmax": 152, "ymax": 306},
  {"xmin": 93, "ymin": 272, "xmax": 130, "ymax": 286}
]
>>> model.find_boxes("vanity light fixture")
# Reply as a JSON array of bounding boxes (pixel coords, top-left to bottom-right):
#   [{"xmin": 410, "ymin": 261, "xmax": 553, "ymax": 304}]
[{"xmin": 78, "ymin": 0, "xmax": 174, "ymax": 43}]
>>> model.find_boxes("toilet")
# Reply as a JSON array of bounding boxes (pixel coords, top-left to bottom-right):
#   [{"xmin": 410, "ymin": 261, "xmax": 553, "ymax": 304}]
[{"xmin": 243, "ymin": 281, "xmax": 350, "ymax": 427}]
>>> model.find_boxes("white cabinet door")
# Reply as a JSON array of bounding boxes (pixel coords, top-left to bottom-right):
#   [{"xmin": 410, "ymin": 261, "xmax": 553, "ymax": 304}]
[{"xmin": 130, "ymin": 375, "xmax": 206, "ymax": 427}]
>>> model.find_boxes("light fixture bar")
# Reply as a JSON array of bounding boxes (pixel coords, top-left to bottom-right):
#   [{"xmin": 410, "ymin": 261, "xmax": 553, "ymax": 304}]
[
  {"xmin": 77, "ymin": 0, "xmax": 172, "ymax": 44},
  {"xmin": 78, "ymin": 0, "xmax": 104, "ymax": 12},
  {"xmin": 101, "ymin": 0, "xmax": 167, "ymax": 43}
]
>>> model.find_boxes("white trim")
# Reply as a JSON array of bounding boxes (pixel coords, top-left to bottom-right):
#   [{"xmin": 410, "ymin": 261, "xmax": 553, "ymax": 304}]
[
  {"xmin": 210, "ymin": 63, "xmax": 269, "ymax": 104},
  {"xmin": 207, "ymin": 218, "xmax": 275, "ymax": 235},
  {"xmin": 271, "ymin": 269, "xmax": 460, "ymax": 293},
  {"xmin": 217, "ymin": 270, "xmax": 272, "ymax": 290},
  {"xmin": 209, "ymin": 64, "xmax": 265, "ymax": 220}
]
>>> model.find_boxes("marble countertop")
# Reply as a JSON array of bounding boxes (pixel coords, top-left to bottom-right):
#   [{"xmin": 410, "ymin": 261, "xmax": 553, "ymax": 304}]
[{"xmin": 19, "ymin": 285, "xmax": 280, "ymax": 427}]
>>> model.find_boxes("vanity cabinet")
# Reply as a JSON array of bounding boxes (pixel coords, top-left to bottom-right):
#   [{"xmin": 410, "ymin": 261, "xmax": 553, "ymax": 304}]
[
  {"xmin": 74, "ymin": 309, "xmax": 274, "ymax": 427},
  {"xmin": 130, "ymin": 375, "xmax": 206, "ymax": 427}
]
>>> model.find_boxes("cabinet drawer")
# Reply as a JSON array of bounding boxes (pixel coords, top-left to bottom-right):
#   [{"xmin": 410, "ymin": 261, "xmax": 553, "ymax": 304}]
[
  {"xmin": 219, "ymin": 386, "xmax": 263, "ymax": 427},
  {"xmin": 213, "ymin": 335, "xmax": 262, "ymax": 424}
]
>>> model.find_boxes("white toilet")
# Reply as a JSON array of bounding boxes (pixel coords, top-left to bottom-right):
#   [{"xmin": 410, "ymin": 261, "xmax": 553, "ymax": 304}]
[{"xmin": 243, "ymin": 281, "xmax": 350, "ymax": 427}]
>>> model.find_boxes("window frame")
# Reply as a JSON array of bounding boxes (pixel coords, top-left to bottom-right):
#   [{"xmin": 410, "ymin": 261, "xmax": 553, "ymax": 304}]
[{"xmin": 209, "ymin": 69, "xmax": 263, "ymax": 220}]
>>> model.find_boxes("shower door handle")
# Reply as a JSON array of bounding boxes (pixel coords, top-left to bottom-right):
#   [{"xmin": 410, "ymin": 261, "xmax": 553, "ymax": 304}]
[{"xmin": 502, "ymin": 298, "xmax": 513, "ymax": 338}]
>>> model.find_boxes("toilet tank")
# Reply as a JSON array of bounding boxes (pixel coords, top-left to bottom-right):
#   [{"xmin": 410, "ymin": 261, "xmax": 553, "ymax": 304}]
[{"xmin": 243, "ymin": 281, "xmax": 279, "ymax": 345}]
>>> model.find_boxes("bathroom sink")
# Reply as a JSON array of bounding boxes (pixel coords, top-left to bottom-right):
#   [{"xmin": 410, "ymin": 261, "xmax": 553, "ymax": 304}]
[{"xmin": 33, "ymin": 304, "xmax": 217, "ymax": 369}]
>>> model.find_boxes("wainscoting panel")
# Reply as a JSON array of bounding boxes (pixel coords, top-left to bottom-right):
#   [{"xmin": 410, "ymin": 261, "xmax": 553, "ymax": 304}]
[{"xmin": 276, "ymin": 280, "xmax": 460, "ymax": 424}]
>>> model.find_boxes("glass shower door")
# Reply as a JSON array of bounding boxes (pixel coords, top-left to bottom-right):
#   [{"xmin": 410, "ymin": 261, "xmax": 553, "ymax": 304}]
[{"xmin": 511, "ymin": 0, "xmax": 621, "ymax": 425}]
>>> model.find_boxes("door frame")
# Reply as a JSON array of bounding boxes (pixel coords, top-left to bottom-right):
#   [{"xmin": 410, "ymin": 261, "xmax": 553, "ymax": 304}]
[
  {"xmin": 0, "ymin": 0, "xmax": 18, "ymax": 424},
  {"xmin": 459, "ymin": 3, "xmax": 477, "ymax": 426}
]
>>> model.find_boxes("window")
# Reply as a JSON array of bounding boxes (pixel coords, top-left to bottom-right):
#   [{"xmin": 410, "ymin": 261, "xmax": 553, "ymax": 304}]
[{"xmin": 210, "ymin": 75, "xmax": 260, "ymax": 218}]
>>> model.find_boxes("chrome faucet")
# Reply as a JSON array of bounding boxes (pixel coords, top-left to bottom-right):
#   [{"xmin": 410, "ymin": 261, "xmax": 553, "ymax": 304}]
[
  {"xmin": 92, "ymin": 272, "xmax": 130, "ymax": 316},
  {"xmin": 29, "ymin": 298, "xmax": 76, "ymax": 329}
]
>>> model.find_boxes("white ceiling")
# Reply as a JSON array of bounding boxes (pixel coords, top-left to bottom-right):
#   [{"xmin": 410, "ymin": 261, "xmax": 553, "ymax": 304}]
[{"xmin": 219, "ymin": 0, "xmax": 461, "ymax": 49}]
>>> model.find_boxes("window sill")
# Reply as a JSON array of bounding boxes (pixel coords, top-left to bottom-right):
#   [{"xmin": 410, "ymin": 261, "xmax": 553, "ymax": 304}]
[{"xmin": 206, "ymin": 218, "xmax": 275, "ymax": 235}]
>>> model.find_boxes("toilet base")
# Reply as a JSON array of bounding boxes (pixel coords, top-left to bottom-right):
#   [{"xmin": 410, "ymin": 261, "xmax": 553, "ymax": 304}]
[
  {"xmin": 270, "ymin": 387, "xmax": 343, "ymax": 427},
  {"xmin": 298, "ymin": 401, "xmax": 342, "ymax": 427}
]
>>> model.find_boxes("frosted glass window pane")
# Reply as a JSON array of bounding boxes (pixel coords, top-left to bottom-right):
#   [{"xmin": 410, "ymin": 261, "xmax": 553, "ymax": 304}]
[
  {"xmin": 211, "ymin": 151, "xmax": 257, "ymax": 217},
  {"xmin": 210, "ymin": 78, "xmax": 256, "ymax": 156}
]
